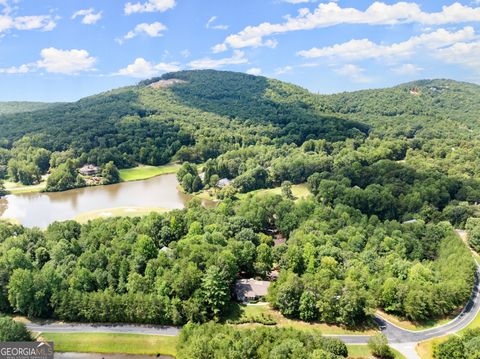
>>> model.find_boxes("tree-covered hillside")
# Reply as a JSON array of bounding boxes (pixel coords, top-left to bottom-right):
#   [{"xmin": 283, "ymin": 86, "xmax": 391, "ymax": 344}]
[
  {"xmin": 0, "ymin": 70, "xmax": 368, "ymax": 188},
  {"xmin": 0, "ymin": 70, "xmax": 479, "ymax": 331},
  {"xmin": 0, "ymin": 102, "xmax": 59, "ymax": 116},
  {"xmin": 318, "ymin": 79, "xmax": 480, "ymax": 139}
]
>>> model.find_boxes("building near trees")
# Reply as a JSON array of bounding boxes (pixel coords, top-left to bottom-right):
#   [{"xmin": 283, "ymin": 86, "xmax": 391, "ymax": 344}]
[
  {"xmin": 79, "ymin": 164, "xmax": 100, "ymax": 176},
  {"xmin": 235, "ymin": 279, "xmax": 270, "ymax": 303}
]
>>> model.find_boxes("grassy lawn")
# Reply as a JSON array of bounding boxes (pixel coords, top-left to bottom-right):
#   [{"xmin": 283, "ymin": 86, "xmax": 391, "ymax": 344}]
[
  {"xmin": 416, "ymin": 336, "xmax": 449, "ymax": 359},
  {"xmin": 39, "ymin": 332, "xmax": 178, "ymax": 356},
  {"xmin": 226, "ymin": 303, "xmax": 377, "ymax": 335},
  {"xmin": 119, "ymin": 164, "xmax": 180, "ymax": 182},
  {"xmin": 74, "ymin": 207, "xmax": 169, "ymax": 223},
  {"xmin": 3, "ymin": 179, "xmax": 46, "ymax": 194},
  {"xmin": 347, "ymin": 344, "xmax": 406, "ymax": 359},
  {"xmin": 376, "ymin": 310, "xmax": 454, "ymax": 331},
  {"xmin": 237, "ymin": 183, "xmax": 311, "ymax": 200}
]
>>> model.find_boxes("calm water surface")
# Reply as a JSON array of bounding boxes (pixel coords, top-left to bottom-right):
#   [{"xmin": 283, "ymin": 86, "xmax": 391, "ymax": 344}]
[{"xmin": 0, "ymin": 174, "xmax": 209, "ymax": 228}]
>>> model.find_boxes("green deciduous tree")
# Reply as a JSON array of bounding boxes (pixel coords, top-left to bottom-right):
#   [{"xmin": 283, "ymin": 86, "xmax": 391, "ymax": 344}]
[
  {"xmin": 200, "ymin": 265, "xmax": 229, "ymax": 319},
  {"xmin": 368, "ymin": 334, "xmax": 394, "ymax": 359},
  {"xmin": 0, "ymin": 316, "xmax": 32, "ymax": 341},
  {"xmin": 102, "ymin": 161, "xmax": 120, "ymax": 184}
]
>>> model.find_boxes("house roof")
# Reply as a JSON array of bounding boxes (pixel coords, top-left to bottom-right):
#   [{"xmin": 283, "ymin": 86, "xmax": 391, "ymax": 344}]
[
  {"xmin": 217, "ymin": 178, "xmax": 232, "ymax": 187},
  {"xmin": 79, "ymin": 164, "xmax": 99, "ymax": 171},
  {"xmin": 235, "ymin": 279, "xmax": 270, "ymax": 302}
]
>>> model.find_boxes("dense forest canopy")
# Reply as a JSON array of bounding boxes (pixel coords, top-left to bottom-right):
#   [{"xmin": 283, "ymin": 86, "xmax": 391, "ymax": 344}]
[
  {"xmin": 0, "ymin": 195, "xmax": 474, "ymax": 326},
  {"xmin": 0, "ymin": 70, "xmax": 479, "ymax": 332},
  {"xmin": 0, "ymin": 102, "xmax": 60, "ymax": 116},
  {"xmin": 1, "ymin": 71, "xmax": 479, "ymax": 189}
]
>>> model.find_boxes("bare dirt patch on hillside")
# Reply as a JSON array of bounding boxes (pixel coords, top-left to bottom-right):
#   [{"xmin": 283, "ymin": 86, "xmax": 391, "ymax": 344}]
[{"xmin": 149, "ymin": 79, "xmax": 187, "ymax": 89}]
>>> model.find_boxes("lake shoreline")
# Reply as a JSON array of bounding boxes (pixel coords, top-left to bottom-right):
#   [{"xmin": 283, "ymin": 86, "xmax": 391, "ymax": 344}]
[
  {"xmin": 3, "ymin": 163, "xmax": 181, "ymax": 196},
  {"xmin": 0, "ymin": 173, "xmax": 192, "ymax": 228}
]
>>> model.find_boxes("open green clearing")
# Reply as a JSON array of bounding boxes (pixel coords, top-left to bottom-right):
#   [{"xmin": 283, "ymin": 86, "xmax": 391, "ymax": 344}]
[
  {"xmin": 40, "ymin": 332, "xmax": 178, "ymax": 357},
  {"xmin": 237, "ymin": 183, "xmax": 311, "ymax": 200},
  {"xmin": 347, "ymin": 345, "xmax": 406, "ymax": 359},
  {"xmin": 3, "ymin": 179, "xmax": 46, "ymax": 194},
  {"xmin": 226, "ymin": 303, "xmax": 377, "ymax": 335},
  {"xmin": 119, "ymin": 164, "xmax": 180, "ymax": 182}
]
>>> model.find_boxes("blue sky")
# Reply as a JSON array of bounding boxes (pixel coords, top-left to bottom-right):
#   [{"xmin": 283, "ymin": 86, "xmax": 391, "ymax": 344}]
[{"xmin": 0, "ymin": 0, "xmax": 479, "ymax": 101}]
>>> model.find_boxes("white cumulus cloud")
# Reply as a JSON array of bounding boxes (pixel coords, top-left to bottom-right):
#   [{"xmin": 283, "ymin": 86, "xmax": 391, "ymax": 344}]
[
  {"xmin": 0, "ymin": 14, "xmax": 57, "ymax": 33},
  {"xmin": 392, "ymin": 63, "xmax": 423, "ymax": 75},
  {"xmin": 72, "ymin": 8, "xmax": 102, "ymax": 25},
  {"xmin": 188, "ymin": 50, "xmax": 248, "ymax": 69},
  {"xmin": 37, "ymin": 48, "xmax": 96, "ymax": 74},
  {"xmin": 125, "ymin": 0, "xmax": 175, "ymax": 15},
  {"xmin": 213, "ymin": 2, "xmax": 480, "ymax": 52},
  {"xmin": 246, "ymin": 67, "xmax": 262, "ymax": 75},
  {"xmin": 117, "ymin": 58, "xmax": 180, "ymax": 78},
  {"xmin": 0, "ymin": 64, "xmax": 30, "ymax": 74},
  {"xmin": 122, "ymin": 22, "xmax": 167, "ymax": 41},
  {"xmin": 334, "ymin": 64, "xmax": 371, "ymax": 83},
  {"xmin": 297, "ymin": 27, "xmax": 476, "ymax": 61},
  {"xmin": 435, "ymin": 41, "xmax": 480, "ymax": 72}
]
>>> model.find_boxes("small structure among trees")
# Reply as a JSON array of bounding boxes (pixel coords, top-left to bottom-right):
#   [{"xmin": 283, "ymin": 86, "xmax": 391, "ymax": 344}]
[
  {"xmin": 79, "ymin": 164, "xmax": 100, "ymax": 176},
  {"xmin": 235, "ymin": 279, "xmax": 270, "ymax": 303},
  {"xmin": 217, "ymin": 178, "xmax": 232, "ymax": 188}
]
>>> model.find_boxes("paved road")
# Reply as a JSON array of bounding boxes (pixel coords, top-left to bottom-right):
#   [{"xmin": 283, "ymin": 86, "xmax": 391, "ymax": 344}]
[
  {"xmin": 28, "ymin": 247, "xmax": 480, "ymax": 359},
  {"xmin": 27, "ymin": 265, "xmax": 479, "ymax": 359},
  {"xmin": 375, "ymin": 265, "xmax": 480, "ymax": 344}
]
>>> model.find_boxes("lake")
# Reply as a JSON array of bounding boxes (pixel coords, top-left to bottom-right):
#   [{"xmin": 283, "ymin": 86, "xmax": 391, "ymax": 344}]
[{"xmin": 0, "ymin": 174, "xmax": 211, "ymax": 228}]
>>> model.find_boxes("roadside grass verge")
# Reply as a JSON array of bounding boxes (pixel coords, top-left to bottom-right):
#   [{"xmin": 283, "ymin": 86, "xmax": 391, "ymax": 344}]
[
  {"xmin": 74, "ymin": 207, "xmax": 169, "ymax": 223},
  {"xmin": 347, "ymin": 344, "xmax": 406, "ymax": 358},
  {"xmin": 416, "ymin": 336, "xmax": 449, "ymax": 359},
  {"xmin": 119, "ymin": 164, "xmax": 180, "ymax": 182},
  {"xmin": 225, "ymin": 303, "xmax": 377, "ymax": 335},
  {"xmin": 376, "ymin": 309, "xmax": 455, "ymax": 332},
  {"xmin": 39, "ymin": 332, "xmax": 178, "ymax": 356}
]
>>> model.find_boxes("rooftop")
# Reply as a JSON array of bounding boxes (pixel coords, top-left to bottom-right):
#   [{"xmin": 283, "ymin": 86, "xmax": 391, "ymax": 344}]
[{"xmin": 235, "ymin": 279, "xmax": 270, "ymax": 302}]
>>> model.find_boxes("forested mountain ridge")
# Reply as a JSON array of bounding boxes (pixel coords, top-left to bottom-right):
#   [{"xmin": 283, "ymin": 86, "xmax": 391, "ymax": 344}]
[
  {"xmin": 0, "ymin": 70, "xmax": 480, "ymax": 190},
  {"xmin": 317, "ymin": 79, "xmax": 480, "ymax": 139},
  {"xmin": 321, "ymin": 79, "xmax": 480, "ymax": 118},
  {"xmin": 0, "ymin": 70, "xmax": 369, "ymax": 185}
]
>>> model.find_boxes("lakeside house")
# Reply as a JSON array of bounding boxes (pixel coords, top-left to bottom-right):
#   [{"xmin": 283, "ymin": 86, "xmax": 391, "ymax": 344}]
[
  {"xmin": 217, "ymin": 178, "xmax": 232, "ymax": 188},
  {"xmin": 79, "ymin": 164, "xmax": 100, "ymax": 176},
  {"xmin": 235, "ymin": 279, "xmax": 270, "ymax": 303}
]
